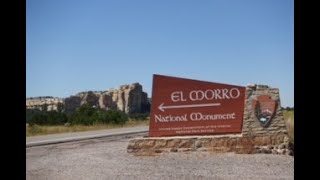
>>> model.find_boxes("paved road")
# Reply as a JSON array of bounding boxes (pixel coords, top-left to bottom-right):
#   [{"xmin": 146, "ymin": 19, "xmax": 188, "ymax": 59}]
[
  {"xmin": 26, "ymin": 133, "xmax": 294, "ymax": 180},
  {"xmin": 26, "ymin": 126, "xmax": 148, "ymax": 147}
]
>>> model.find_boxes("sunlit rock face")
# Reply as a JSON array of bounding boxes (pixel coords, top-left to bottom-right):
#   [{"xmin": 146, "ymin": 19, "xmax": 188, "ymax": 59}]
[{"xmin": 27, "ymin": 83, "xmax": 150, "ymax": 114}]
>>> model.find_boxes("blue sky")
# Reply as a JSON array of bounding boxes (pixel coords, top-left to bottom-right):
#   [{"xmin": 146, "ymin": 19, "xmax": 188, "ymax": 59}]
[{"xmin": 26, "ymin": 0, "xmax": 294, "ymax": 107}]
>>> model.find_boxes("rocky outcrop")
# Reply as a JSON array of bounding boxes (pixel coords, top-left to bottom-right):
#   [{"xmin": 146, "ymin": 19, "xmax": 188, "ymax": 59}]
[
  {"xmin": 140, "ymin": 92, "xmax": 150, "ymax": 113},
  {"xmin": 63, "ymin": 91, "xmax": 102, "ymax": 112},
  {"xmin": 26, "ymin": 83, "xmax": 150, "ymax": 114},
  {"xmin": 64, "ymin": 83, "xmax": 149, "ymax": 113},
  {"xmin": 64, "ymin": 96, "xmax": 81, "ymax": 112},
  {"xmin": 26, "ymin": 97, "xmax": 63, "ymax": 111}
]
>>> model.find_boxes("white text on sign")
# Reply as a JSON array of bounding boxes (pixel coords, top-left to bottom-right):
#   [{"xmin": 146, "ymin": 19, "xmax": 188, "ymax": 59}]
[{"xmin": 171, "ymin": 88, "xmax": 241, "ymax": 102}]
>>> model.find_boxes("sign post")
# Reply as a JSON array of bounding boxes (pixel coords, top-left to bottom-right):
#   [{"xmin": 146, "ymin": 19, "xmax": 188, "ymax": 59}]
[{"xmin": 149, "ymin": 74, "xmax": 246, "ymax": 137}]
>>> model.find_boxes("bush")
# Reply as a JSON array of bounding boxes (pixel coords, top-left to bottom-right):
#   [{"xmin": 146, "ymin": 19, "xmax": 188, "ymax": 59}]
[
  {"xmin": 129, "ymin": 113, "xmax": 149, "ymax": 120},
  {"xmin": 27, "ymin": 104, "xmax": 130, "ymax": 126},
  {"xmin": 68, "ymin": 104, "xmax": 97, "ymax": 125},
  {"xmin": 26, "ymin": 109, "xmax": 42, "ymax": 123},
  {"xmin": 105, "ymin": 109, "xmax": 128, "ymax": 125},
  {"xmin": 46, "ymin": 111, "xmax": 68, "ymax": 125},
  {"xmin": 28, "ymin": 109, "xmax": 68, "ymax": 125},
  {"xmin": 29, "ymin": 112, "xmax": 48, "ymax": 125},
  {"xmin": 28, "ymin": 124, "xmax": 43, "ymax": 135},
  {"xmin": 68, "ymin": 104, "xmax": 129, "ymax": 125}
]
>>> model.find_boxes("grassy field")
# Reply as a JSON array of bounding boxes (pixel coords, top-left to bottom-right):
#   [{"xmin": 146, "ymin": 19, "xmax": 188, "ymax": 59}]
[
  {"xmin": 283, "ymin": 110, "xmax": 294, "ymax": 143},
  {"xmin": 26, "ymin": 119, "xmax": 150, "ymax": 137}
]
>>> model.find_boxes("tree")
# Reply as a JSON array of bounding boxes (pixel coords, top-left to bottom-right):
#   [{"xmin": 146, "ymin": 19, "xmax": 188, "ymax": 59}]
[
  {"xmin": 57, "ymin": 102, "xmax": 64, "ymax": 113},
  {"xmin": 29, "ymin": 113, "xmax": 48, "ymax": 125},
  {"xmin": 41, "ymin": 103, "xmax": 48, "ymax": 112}
]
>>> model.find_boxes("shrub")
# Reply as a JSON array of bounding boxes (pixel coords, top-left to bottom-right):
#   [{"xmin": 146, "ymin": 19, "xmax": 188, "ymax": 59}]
[
  {"xmin": 129, "ymin": 113, "xmax": 149, "ymax": 120},
  {"xmin": 105, "ymin": 109, "xmax": 128, "ymax": 125},
  {"xmin": 28, "ymin": 104, "xmax": 130, "ymax": 126},
  {"xmin": 26, "ymin": 109, "xmax": 42, "ymax": 123},
  {"xmin": 68, "ymin": 104, "xmax": 129, "ymax": 125},
  {"xmin": 68, "ymin": 104, "xmax": 96, "ymax": 125},
  {"xmin": 28, "ymin": 109, "xmax": 68, "ymax": 125},
  {"xmin": 29, "ymin": 112, "xmax": 48, "ymax": 125},
  {"xmin": 46, "ymin": 111, "xmax": 68, "ymax": 125},
  {"xmin": 28, "ymin": 124, "xmax": 43, "ymax": 135}
]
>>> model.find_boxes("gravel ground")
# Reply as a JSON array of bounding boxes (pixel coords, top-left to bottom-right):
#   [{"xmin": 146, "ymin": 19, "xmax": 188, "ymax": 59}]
[{"xmin": 26, "ymin": 133, "xmax": 294, "ymax": 180}]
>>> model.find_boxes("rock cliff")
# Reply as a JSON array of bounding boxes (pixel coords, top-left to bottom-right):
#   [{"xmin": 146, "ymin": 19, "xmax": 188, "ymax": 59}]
[
  {"xmin": 26, "ymin": 97, "xmax": 63, "ymax": 111},
  {"xmin": 27, "ymin": 83, "xmax": 150, "ymax": 114}
]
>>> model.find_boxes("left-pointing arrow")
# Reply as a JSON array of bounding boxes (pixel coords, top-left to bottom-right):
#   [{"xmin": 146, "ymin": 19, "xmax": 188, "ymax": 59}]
[{"xmin": 158, "ymin": 102, "xmax": 221, "ymax": 112}]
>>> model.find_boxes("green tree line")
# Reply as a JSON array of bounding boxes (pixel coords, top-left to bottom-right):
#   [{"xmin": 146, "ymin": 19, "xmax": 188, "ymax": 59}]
[{"xmin": 26, "ymin": 104, "xmax": 148, "ymax": 126}]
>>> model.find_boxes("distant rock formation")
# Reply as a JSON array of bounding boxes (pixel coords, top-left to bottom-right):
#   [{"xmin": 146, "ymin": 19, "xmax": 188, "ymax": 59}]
[
  {"xmin": 26, "ymin": 97, "xmax": 63, "ymax": 111},
  {"xmin": 26, "ymin": 83, "xmax": 150, "ymax": 114}
]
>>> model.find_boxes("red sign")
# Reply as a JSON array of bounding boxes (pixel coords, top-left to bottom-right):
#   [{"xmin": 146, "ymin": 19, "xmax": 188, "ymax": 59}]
[{"xmin": 149, "ymin": 74, "xmax": 246, "ymax": 137}]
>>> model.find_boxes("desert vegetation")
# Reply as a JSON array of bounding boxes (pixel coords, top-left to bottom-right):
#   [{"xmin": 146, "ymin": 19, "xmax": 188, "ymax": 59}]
[
  {"xmin": 26, "ymin": 104, "xmax": 149, "ymax": 136},
  {"xmin": 26, "ymin": 119, "xmax": 149, "ymax": 137},
  {"xmin": 283, "ymin": 108, "xmax": 294, "ymax": 144}
]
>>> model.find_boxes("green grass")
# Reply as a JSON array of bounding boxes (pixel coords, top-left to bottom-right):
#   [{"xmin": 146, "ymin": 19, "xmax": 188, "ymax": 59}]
[
  {"xmin": 26, "ymin": 118, "xmax": 150, "ymax": 137},
  {"xmin": 283, "ymin": 110, "xmax": 294, "ymax": 144}
]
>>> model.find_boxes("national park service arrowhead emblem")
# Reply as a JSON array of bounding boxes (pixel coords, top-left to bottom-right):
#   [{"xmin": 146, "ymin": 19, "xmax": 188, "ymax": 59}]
[{"xmin": 252, "ymin": 95, "xmax": 277, "ymax": 127}]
